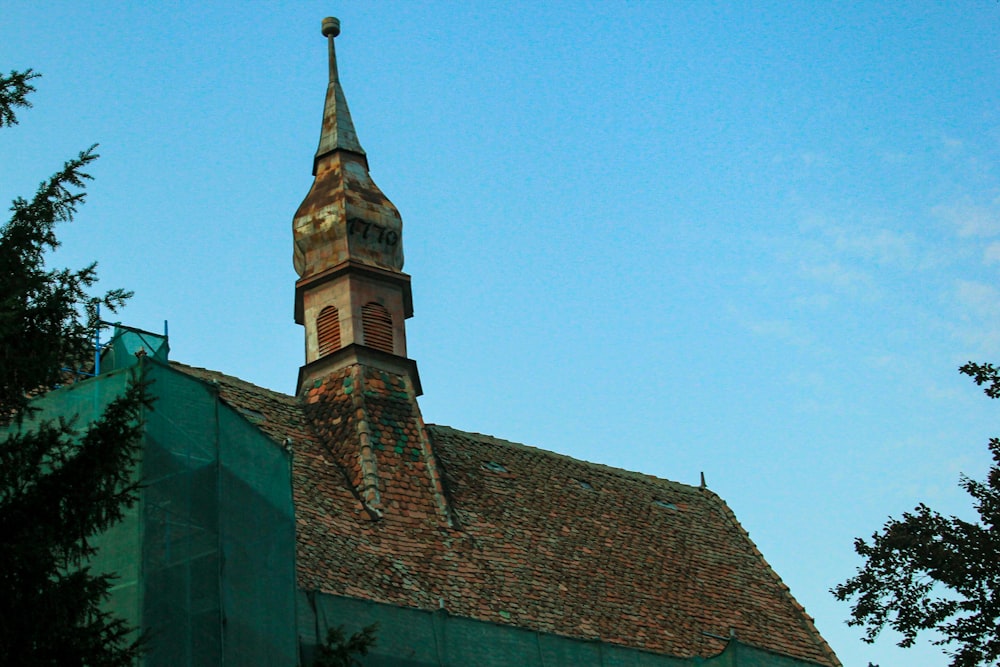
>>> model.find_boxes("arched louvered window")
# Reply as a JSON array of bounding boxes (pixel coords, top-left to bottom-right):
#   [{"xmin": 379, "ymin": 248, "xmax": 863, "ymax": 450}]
[
  {"xmin": 316, "ymin": 306, "xmax": 342, "ymax": 357},
  {"xmin": 361, "ymin": 302, "xmax": 393, "ymax": 354}
]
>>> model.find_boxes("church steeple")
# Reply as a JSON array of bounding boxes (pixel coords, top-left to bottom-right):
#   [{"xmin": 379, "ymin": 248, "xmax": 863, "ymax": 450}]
[
  {"xmin": 313, "ymin": 17, "xmax": 365, "ymax": 169},
  {"xmin": 293, "ymin": 17, "xmax": 417, "ymax": 396}
]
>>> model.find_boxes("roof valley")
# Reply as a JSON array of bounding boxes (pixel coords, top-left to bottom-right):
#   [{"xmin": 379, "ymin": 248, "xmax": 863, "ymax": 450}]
[{"xmin": 301, "ymin": 364, "xmax": 452, "ymax": 527}]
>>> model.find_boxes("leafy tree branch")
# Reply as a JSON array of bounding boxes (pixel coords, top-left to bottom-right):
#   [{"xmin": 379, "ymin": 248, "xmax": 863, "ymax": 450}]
[{"xmin": 833, "ymin": 363, "xmax": 1000, "ymax": 667}]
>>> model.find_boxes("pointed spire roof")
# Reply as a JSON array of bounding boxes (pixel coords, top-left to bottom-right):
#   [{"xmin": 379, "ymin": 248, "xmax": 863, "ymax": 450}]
[
  {"xmin": 293, "ymin": 16, "xmax": 404, "ymax": 280},
  {"xmin": 293, "ymin": 15, "xmax": 412, "ymax": 381},
  {"xmin": 314, "ymin": 17, "xmax": 365, "ymax": 173}
]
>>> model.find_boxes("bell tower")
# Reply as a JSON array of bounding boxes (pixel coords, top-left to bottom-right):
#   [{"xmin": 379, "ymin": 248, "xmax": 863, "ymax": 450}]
[
  {"xmin": 292, "ymin": 18, "xmax": 448, "ymax": 523},
  {"xmin": 293, "ymin": 17, "xmax": 419, "ymax": 396}
]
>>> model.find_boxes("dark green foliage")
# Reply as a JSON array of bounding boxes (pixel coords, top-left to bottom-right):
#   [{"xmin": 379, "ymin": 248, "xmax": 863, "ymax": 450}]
[
  {"xmin": 0, "ymin": 378, "xmax": 151, "ymax": 665},
  {"xmin": 0, "ymin": 69, "xmax": 39, "ymax": 128},
  {"xmin": 313, "ymin": 623, "xmax": 378, "ymax": 667},
  {"xmin": 833, "ymin": 362, "xmax": 1000, "ymax": 667},
  {"xmin": 961, "ymin": 362, "xmax": 1000, "ymax": 399},
  {"xmin": 0, "ymin": 69, "xmax": 147, "ymax": 665},
  {"xmin": 0, "ymin": 141, "xmax": 130, "ymax": 421}
]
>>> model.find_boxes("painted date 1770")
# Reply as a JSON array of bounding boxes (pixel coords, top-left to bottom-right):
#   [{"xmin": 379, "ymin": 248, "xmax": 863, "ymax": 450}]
[{"xmin": 348, "ymin": 217, "xmax": 398, "ymax": 247}]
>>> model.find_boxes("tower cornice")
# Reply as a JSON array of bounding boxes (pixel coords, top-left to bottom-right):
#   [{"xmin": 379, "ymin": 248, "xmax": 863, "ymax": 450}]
[{"xmin": 297, "ymin": 343, "xmax": 423, "ymax": 399}]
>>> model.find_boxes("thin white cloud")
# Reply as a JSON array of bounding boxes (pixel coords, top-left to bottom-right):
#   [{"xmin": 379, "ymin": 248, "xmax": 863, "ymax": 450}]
[
  {"xmin": 955, "ymin": 279, "xmax": 1000, "ymax": 319},
  {"xmin": 798, "ymin": 152, "xmax": 829, "ymax": 168},
  {"xmin": 983, "ymin": 242, "xmax": 1000, "ymax": 265},
  {"xmin": 800, "ymin": 260, "xmax": 876, "ymax": 296},
  {"xmin": 838, "ymin": 228, "xmax": 913, "ymax": 265},
  {"xmin": 867, "ymin": 353, "xmax": 898, "ymax": 369},
  {"xmin": 933, "ymin": 197, "xmax": 1000, "ymax": 238},
  {"xmin": 880, "ymin": 151, "xmax": 909, "ymax": 165},
  {"xmin": 797, "ymin": 213, "xmax": 915, "ymax": 267},
  {"xmin": 792, "ymin": 292, "xmax": 833, "ymax": 310},
  {"xmin": 952, "ymin": 279, "xmax": 1000, "ymax": 355},
  {"xmin": 785, "ymin": 369, "xmax": 827, "ymax": 393},
  {"xmin": 941, "ymin": 135, "xmax": 964, "ymax": 151},
  {"xmin": 744, "ymin": 317, "xmax": 814, "ymax": 348},
  {"xmin": 746, "ymin": 318, "xmax": 793, "ymax": 338},
  {"xmin": 727, "ymin": 302, "xmax": 817, "ymax": 349}
]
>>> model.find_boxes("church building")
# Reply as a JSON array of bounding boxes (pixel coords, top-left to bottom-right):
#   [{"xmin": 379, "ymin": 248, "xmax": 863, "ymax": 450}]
[{"xmin": 18, "ymin": 17, "xmax": 841, "ymax": 667}]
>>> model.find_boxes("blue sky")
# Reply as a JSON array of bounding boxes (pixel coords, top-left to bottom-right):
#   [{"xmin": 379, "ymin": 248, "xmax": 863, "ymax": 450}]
[{"xmin": 4, "ymin": 3, "xmax": 1000, "ymax": 665}]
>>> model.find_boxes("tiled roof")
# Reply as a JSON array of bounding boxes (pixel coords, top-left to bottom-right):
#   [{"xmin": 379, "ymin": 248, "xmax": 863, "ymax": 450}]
[{"xmin": 170, "ymin": 361, "xmax": 840, "ymax": 667}]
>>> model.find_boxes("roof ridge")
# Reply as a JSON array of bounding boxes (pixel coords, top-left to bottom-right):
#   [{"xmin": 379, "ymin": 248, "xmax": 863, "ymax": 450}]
[
  {"xmin": 169, "ymin": 361, "xmax": 298, "ymax": 404},
  {"xmin": 426, "ymin": 424, "xmax": 701, "ymax": 493}
]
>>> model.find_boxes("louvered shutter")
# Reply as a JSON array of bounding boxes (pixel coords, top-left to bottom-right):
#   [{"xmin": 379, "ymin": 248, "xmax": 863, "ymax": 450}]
[
  {"xmin": 361, "ymin": 303, "xmax": 393, "ymax": 353},
  {"xmin": 317, "ymin": 306, "xmax": 341, "ymax": 357}
]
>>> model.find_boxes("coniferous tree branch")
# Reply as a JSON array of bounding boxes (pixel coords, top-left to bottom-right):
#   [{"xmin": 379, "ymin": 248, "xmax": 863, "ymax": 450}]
[
  {"xmin": 0, "ymin": 372, "xmax": 150, "ymax": 665},
  {"xmin": 0, "ymin": 144, "xmax": 134, "ymax": 422},
  {"xmin": 0, "ymin": 68, "xmax": 146, "ymax": 665},
  {"xmin": 0, "ymin": 69, "xmax": 39, "ymax": 127}
]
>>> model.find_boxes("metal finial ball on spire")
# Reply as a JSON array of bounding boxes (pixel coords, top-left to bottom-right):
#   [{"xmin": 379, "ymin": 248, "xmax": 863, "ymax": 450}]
[{"xmin": 321, "ymin": 17, "xmax": 341, "ymax": 38}]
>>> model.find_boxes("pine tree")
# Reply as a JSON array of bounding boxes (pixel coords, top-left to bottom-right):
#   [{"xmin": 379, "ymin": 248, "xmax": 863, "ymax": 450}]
[{"xmin": 0, "ymin": 69, "xmax": 148, "ymax": 666}]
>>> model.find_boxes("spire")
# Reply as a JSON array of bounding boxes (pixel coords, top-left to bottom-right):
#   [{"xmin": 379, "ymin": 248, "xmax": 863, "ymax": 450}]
[
  {"xmin": 314, "ymin": 17, "xmax": 365, "ymax": 172},
  {"xmin": 293, "ymin": 16, "xmax": 404, "ymax": 280},
  {"xmin": 293, "ymin": 17, "xmax": 416, "ymax": 396},
  {"xmin": 293, "ymin": 17, "xmax": 441, "ymax": 526}
]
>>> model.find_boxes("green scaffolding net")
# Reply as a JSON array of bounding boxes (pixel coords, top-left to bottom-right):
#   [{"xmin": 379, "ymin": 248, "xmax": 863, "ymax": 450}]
[
  {"xmin": 299, "ymin": 593, "xmax": 826, "ymax": 667},
  {"xmin": 14, "ymin": 327, "xmax": 298, "ymax": 666}
]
